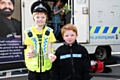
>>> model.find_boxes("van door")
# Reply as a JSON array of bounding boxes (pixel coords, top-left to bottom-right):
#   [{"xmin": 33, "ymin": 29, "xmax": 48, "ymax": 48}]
[
  {"xmin": 21, "ymin": 0, "xmax": 37, "ymax": 40},
  {"xmin": 73, "ymin": 0, "xmax": 89, "ymax": 43}
]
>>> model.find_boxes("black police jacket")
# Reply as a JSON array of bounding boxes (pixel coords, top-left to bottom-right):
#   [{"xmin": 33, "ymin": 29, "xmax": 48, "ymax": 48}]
[{"xmin": 51, "ymin": 41, "xmax": 91, "ymax": 80}]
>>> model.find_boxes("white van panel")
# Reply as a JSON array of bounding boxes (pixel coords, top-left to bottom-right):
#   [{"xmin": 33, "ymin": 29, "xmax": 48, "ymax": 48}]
[{"xmin": 74, "ymin": 0, "xmax": 89, "ymax": 43}]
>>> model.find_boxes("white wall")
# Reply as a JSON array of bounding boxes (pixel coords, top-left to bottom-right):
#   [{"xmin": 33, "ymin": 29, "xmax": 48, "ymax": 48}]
[{"xmin": 12, "ymin": 0, "xmax": 21, "ymax": 21}]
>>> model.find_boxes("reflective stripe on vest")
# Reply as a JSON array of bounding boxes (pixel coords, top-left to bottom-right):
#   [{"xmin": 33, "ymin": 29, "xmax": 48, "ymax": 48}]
[
  {"xmin": 42, "ymin": 28, "xmax": 51, "ymax": 58},
  {"xmin": 26, "ymin": 29, "xmax": 38, "ymax": 57}
]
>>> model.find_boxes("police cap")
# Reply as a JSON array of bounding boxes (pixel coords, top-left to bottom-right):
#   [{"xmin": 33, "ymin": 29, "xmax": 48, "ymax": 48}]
[{"xmin": 31, "ymin": 1, "xmax": 51, "ymax": 18}]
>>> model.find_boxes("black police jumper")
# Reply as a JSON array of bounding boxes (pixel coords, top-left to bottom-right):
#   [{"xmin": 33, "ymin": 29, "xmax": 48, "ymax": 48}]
[{"xmin": 51, "ymin": 41, "xmax": 91, "ymax": 80}]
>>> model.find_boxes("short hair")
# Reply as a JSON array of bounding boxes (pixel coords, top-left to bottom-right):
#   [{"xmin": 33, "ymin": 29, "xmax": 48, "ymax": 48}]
[
  {"xmin": 61, "ymin": 23, "xmax": 78, "ymax": 37},
  {"xmin": 32, "ymin": 12, "xmax": 48, "ymax": 19}
]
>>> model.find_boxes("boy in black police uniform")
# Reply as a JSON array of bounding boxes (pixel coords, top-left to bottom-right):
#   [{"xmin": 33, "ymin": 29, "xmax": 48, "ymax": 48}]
[
  {"xmin": 51, "ymin": 24, "xmax": 91, "ymax": 80},
  {"xmin": 0, "ymin": 0, "xmax": 21, "ymax": 38}
]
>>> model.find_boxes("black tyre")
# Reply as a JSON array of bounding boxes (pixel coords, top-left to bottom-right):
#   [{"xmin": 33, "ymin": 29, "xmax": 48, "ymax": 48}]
[{"xmin": 94, "ymin": 47, "xmax": 107, "ymax": 60}]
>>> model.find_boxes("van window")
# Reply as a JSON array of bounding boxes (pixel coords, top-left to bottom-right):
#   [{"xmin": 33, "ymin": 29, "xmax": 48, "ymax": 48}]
[{"xmin": 77, "ymin": 0, "xmax": 86, "ymax": 4}]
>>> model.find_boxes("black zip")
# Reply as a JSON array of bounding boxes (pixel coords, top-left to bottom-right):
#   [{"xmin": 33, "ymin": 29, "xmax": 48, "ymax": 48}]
[
  {"xmin": 39, "ymin": 43, "xmax": 44, "ymax": 72},
  {"xmin": 39, "ymin": 43, "xmax": 41, "ymax": 72},
  {"xmin": 42, "ymin": 50, "xmax": 44, "ymax": 66},
  {"xmin": 37, "ymin": 34, "xmax": 44, "ymax": 72},
  {"xmin": 70, "ymin": 46, "xmax": 75, "ymax": 80}
]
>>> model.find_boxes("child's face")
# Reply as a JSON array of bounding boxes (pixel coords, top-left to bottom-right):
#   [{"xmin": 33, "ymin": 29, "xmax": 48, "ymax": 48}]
[
  {"xmin": 63, "ymin": 30, "xmax": 77, "ymax": 45},
  {"xmin": 33, "ymin": 12, "xmax": 47, "ymax": 27}
]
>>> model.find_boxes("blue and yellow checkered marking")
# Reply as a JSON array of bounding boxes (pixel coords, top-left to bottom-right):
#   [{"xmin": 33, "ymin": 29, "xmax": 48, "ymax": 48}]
[
  {"xmin": 90, "ymin": 26, "xmax": 120, "ymax": 34},
  {"xmin": 43, "ymin": 27, "xmax": 51, "ymax": 53},
  {"xmin": 26, "ymin": 29, "xmax": 38, "ymax": 57}
]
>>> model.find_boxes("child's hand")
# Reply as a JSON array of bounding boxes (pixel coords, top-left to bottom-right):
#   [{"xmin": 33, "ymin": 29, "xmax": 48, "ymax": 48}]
[
  {"xmin": 27, "ymin": 49, "xmax": 34, "ymax": 58},
  {"xmin": 48, "ymin": 54, "xmax": 57, "ymax": 62}
]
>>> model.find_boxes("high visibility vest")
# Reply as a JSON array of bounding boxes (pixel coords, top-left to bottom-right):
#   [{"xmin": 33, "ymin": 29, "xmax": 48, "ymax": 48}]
[
  {"xmin": 64, "ymin": 3, "xmax": 71, "ymax": 14},
  {"xmin": 24, "ymin": 26, "xmax": 53, "ymax": 72}
]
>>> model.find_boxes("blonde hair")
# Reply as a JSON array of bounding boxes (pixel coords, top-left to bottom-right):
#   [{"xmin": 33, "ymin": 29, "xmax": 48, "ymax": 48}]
[
  {"xmin": 61, "ymin": 24, "xmax": 78, "ymax": 37},
  {"xmin": 32, "ymin": 12, "xmax": 48, "ymax": 19}
]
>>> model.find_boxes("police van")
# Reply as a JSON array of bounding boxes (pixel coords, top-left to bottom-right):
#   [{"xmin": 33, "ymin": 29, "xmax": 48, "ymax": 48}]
[
  {"xmin": 22, "ymin": 0, "xmax": 120, "ymax": 61},
  {"xmin": 0, "ymin": 0, "xmax": 120, "ymax": 79}
]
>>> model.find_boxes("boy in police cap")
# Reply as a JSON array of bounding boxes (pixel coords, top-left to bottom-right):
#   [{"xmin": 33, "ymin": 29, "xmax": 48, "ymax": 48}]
[
  {"xmin": 0, "ymin": 0, "xmax": 21, "ymax": 38},
  {"xmin": 24, "ymin": 1, "xmax": 56, "ymax": 80}
]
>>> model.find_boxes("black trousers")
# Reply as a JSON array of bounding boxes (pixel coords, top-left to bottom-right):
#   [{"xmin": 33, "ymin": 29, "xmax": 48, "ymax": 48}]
[{"xmin": 28, "ymin": 70, "xmax": 50, "ymax": 80}]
